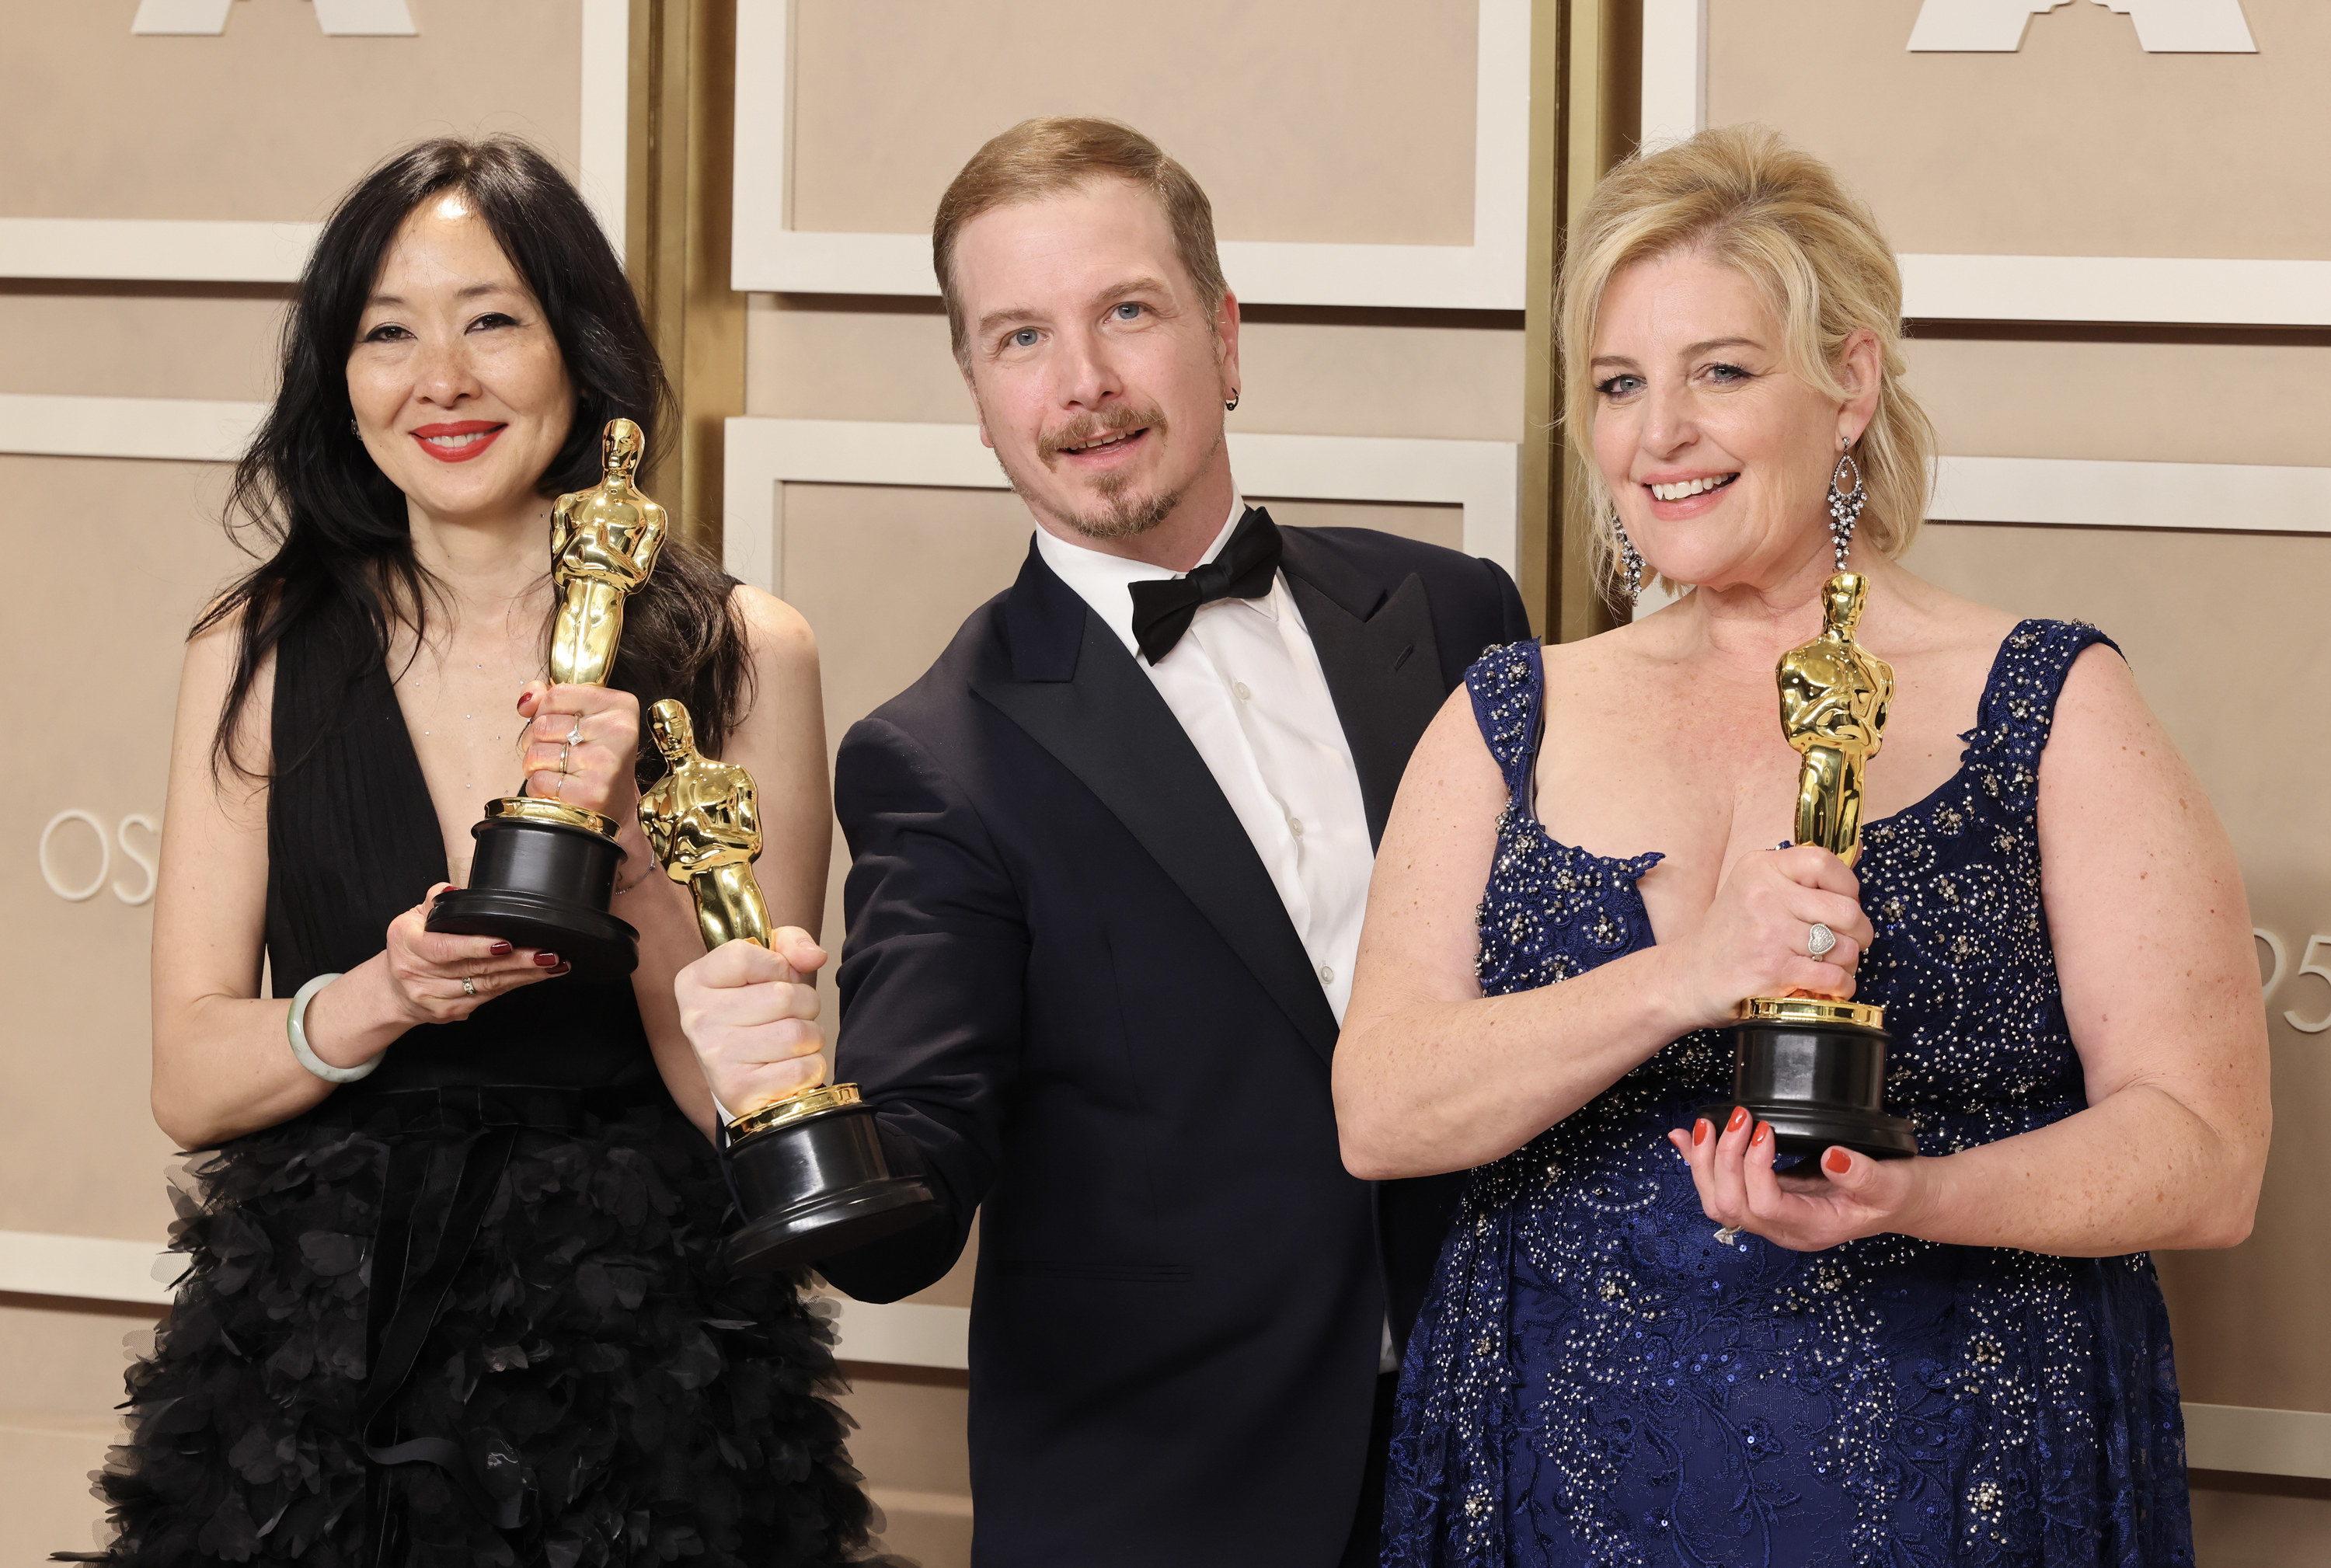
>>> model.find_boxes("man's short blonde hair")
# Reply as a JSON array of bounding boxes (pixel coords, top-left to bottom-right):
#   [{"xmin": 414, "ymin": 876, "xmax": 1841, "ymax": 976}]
[
  {"xmin": 1559, "ymin": 125, "xmax": 1937, "ymax": 594},
  {"xmin": 932, "ymin": 117, "xmax": 1228, "ymax": 368}
]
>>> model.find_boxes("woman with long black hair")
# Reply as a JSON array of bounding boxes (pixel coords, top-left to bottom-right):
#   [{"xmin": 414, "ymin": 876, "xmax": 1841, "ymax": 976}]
[{"xmin": 73, "ymin": 137, "xmax": 878, "ymax": 1566}]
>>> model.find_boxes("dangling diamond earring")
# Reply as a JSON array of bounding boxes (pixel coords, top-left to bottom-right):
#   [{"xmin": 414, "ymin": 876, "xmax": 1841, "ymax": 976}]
[
  {"xmin": 1611, "ymin": 513, "xmax": 1645, "ymax": 607},
  {"xmin": 1826, "ymin": 445, "xmax": 1867, "ymax": 570}
]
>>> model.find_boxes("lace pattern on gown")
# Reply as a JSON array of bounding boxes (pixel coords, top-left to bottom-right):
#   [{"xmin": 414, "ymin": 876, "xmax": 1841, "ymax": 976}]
[{"xmin": 1382, "ymin": 627, "xmax": 2192, "ymax": 1568}]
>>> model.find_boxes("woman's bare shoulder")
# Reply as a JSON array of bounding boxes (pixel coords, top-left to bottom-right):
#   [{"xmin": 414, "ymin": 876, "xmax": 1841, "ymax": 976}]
[
  {"xmin": 1883, "ymin": 565, "xmax": 2023, "ymax": 658},
  {"xmin": 172, "ymin": 601, "xmax": 276, "ymax": 814},
  {"xmin": 1535, "ymin": 619, "xmax": 1638, "ymax": 668},
  {"xmin": 2046, "ymin": 635, "xmax": 2155, "ymax": 765},
  {"xmin": 178, "ymin": 602, "xmax": 267, "ymax": 720},
  {"xmin": 1536, "ymin": 615, "xmax": 1661, "ymax": 706},
  {"xmin": 726, "ymin": 583, "xmax": 817, "ymax": 664}
]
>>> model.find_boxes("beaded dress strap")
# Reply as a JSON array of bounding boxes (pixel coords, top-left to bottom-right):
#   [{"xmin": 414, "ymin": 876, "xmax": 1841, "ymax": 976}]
[
  {"xmin": 1462, "ymin": 641, "xmax": 1548, "ymax": 819},
  {"xmin": 1958, "ymin": 619, "xmax": 2123, "ymax": 816}
]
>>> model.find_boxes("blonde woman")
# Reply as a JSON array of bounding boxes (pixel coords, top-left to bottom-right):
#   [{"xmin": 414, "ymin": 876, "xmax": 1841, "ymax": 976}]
[{"xmin": 1336, "ymin": 127, "xmax": 2267, "ymax": 1565}]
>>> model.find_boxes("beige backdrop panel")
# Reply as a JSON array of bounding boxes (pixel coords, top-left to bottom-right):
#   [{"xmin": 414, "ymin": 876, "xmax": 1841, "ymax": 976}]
[
  {"xmin": 0, "ymin": 284, "xmax": 291, "ymax": 402},
  {"xmin": 1904, "ymin": 523, "xmax": 2331, "ymax": 1420},
  {"xmin": 0, "ymin": 452, "xmax": 245, "ymax": 1558},
  {"xmin": 0, "ymin": 1299, "xmax": 165, "ymax": 1559},
  {"xmin": 2, "ymin": 456, "xmax": 248, "ymax": 1241},
  {"xmin": 9, "ymin": 1, "xmax": 581, "ymax": 223},
  {"xmin": 1706, "ymin": 0, "xmax": 2331, "ymax": 260},
  {"xmin": 1907, "ymin": 334, "xmax": 2331, "ymax": 469},
  {"xmin": 787, "ymin": 0, "xmax": 1479, "ymax": 246}
]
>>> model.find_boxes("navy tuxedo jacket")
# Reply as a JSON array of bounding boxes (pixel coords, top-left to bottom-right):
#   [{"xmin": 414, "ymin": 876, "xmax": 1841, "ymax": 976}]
[{"xmin": 822, "ymin": 525, "xmax": 1531, "ymax": 1567}]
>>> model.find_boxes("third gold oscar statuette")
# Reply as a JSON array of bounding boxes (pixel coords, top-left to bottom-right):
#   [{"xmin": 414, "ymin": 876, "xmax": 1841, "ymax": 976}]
[{"xmin": 1696, "ymin": 571, "xmax": 1919, "ymax": 1160}]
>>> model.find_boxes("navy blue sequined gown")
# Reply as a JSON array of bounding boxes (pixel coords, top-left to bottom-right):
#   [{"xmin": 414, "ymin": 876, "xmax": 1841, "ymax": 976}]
[{"xmin": 1382, "ymin": 625, "xmax": 2192, "ymax": 1568}]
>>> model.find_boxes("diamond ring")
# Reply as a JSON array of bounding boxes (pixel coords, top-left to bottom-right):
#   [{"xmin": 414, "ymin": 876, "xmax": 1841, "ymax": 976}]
[
  {"xmin": 462, "ymin": 975, "xmax": 478, "ymax": 998},
  {"xmin": 1807, "ymin": 922, "xmax": 1838, "ymax": 959},
  {"xmin": 1713, "ymin": 1226, "xmax": 1741, "ymax": 1246}
]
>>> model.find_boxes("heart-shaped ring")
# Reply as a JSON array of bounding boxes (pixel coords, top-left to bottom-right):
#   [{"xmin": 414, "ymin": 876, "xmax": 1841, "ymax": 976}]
[{"xmin": 1807, "ymin": 922, "xmax": 1838, "ymax": 959}]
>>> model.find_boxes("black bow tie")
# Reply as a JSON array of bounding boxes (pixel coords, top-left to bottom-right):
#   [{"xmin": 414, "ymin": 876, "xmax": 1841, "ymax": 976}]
[{"xmin": 1127, "ymin": 507, "xmax": 1283, "ymax": 664}]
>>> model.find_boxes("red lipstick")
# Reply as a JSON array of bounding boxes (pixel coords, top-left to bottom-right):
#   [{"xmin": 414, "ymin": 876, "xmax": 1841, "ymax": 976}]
[{"xmin": 409, "ymin": 420, "xmax": 507, "ymax": 463}]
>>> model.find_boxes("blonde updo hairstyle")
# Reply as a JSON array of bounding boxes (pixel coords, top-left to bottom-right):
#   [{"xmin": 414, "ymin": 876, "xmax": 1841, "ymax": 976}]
[{"xmin": 1559, "ymin": 125, "xmax": 1936, "ymax": 598}]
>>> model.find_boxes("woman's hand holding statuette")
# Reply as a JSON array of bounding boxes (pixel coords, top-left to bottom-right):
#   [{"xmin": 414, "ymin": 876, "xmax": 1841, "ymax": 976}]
[
  {"xmin": 516, "ymin": 681, "xmax": 643, "ymax": 820},
  {"xmin": 1670, "ymin": 1106, "xmax": 1937, "ymax": 1255},
  {"xmin": 1666, "ymin": 844, "xmax": 1873, "ymax": 1028}
]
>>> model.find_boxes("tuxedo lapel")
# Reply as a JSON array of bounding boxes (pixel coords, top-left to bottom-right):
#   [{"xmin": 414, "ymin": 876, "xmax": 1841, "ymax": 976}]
[
  {"xmin": 972, "ymin": 545, "xmax": 1342, "ymax": 1065},
  {"xmin": 1279, "ymin": 531, "xmax": 1448, "ymax": 848}
]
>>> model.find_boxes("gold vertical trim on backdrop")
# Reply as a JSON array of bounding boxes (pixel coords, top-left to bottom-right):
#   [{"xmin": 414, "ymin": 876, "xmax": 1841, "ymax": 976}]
[
  {"xmin": 1517, "ymin": 0, "xmax": 1565, "ymax": 639},
  {"xmin": 1521, "ymin": 0, "xmax": 1639, "ymax": 643},
  {"xmin": 625, "ymin": 0, "xmax": 743, "ymax": 560}
]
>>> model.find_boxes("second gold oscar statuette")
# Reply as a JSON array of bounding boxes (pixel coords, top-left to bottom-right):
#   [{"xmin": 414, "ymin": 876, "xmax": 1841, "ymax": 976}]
[{"xmin": 640, "ymin": 699, "xmax": 936, "ymax": 1274}]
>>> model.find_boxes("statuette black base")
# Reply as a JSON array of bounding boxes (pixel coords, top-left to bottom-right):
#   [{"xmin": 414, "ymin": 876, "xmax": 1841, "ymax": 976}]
[
  {"xmin": 1698, "ymin": 1010, "xmax": 1918, "ymax": 1162},
  {"xmin": 724, "ymin": 1099, "xmax": 937, "ymax": 1275},
  {"xmin": 427, "ymin": 811, "xmax": 639, "ymax": 978}
]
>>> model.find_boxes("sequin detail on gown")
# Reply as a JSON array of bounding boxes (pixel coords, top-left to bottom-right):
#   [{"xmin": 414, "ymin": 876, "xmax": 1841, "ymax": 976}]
[{"xmin": 1382, "ymin": 625, "xmax": 2192, "ymax": 1568}]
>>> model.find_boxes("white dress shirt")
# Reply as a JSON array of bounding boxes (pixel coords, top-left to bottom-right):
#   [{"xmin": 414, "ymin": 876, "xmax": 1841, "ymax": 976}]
[{"xmin": 1034, "ymin": 499, "xmax": 1375, "ymax": 1023}]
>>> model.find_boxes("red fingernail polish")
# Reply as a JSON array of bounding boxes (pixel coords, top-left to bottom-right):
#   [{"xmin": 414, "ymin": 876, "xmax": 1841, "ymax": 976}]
[
  {"xmin": 1752, "ymin": 1122, "xmax": 1771, "ymax": 1147},
  {"xmin": 1824, "ymin": 1148, "xmax": 1852, "ymax": 1175},
  {"xmin": 535, "ymin": 952, "xmax": 560, "ymax": 967},
  {"xmin": 548, "ymin": 963, "xmax": 572, "ymax": 977},
  {"xmin": 1693, "ymin": 1119, "xmax": 1710, "ymax": 1148},
  {"xmin": 1726, "ymin": 1106, "xmax": 1750, "ymax": 1134},
  {"xmin": 490, "ymin": 941, "xmax": 513, "ymax": 956}
]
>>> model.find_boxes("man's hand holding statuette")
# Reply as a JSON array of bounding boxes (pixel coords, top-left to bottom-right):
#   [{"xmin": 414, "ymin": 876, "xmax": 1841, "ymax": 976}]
[{"xmin": 674, "ymin": 931, "xmax": 830, "ymax": 1116}]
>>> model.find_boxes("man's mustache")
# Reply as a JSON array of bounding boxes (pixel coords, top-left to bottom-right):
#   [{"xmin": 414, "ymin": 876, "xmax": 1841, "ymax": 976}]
[{"xmin": 1037, "ymin": 406, "xmax": 1169, "ymax": 465}]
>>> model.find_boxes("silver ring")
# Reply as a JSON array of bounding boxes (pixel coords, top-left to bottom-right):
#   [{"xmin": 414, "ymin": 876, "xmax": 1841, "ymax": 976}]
[
  {"xmin": 1713, "ymin": 1226, "xmax": 1741, "ymax": 1246},
  {"xmin": 462, "ymin": 975, "xmax": 478, "ymax": 998},
  {"xmin": 566, "ymin": 718, "xmax": 584, "ymax": 746},
  {"xmin": 1807, "ymin": 922, "xmax": 1838, "ymax": 958}
]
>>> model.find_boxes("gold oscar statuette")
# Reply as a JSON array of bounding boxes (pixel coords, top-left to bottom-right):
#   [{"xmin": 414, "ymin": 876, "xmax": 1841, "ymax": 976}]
[
  {"xmin": 1777, "ymin": 570, "xmax": 1895, "ymax": 867},
  {"xmin": 1699, "ymin": 571, "xmax": 1919, "ymax": 1160},
  {"xmin": 639, "ymin": 699, "xmax": 774, "ymax": 953},
  {"xmin": 549, "ymin": 418, "xmax": 666, "ymax": 688},
  {"xmin": 641, "ymin": 699, "xmax": 936, "ymax": 1274},
  {"xmin": 424, "ymin": 418, "xmax": 665, "ymax": 977}
]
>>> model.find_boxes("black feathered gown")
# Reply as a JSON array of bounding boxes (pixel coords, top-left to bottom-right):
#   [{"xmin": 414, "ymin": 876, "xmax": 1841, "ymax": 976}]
[{"xmin": 71, "ymin": 612, "xmax": 880, "ymax": 1567}]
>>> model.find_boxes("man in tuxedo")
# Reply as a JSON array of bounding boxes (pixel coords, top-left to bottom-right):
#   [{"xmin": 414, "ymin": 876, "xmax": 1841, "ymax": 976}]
[{"xmin": 679, "ymin": 117, "xmax": 1529, "ymax": 1566}]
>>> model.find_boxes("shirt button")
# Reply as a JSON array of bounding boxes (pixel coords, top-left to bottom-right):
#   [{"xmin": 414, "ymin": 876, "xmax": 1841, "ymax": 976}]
[
  {"xmin": 1319, "ymin": 964, "xmax": 1336, "ymax": 984},
  {"xmin": 1287, "ymin": 816, "xmax": 1305, "ymax": 838},
  {"xmin": 1233, "ymin": 681, "xmax": 1252, "ymax": 701}
]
